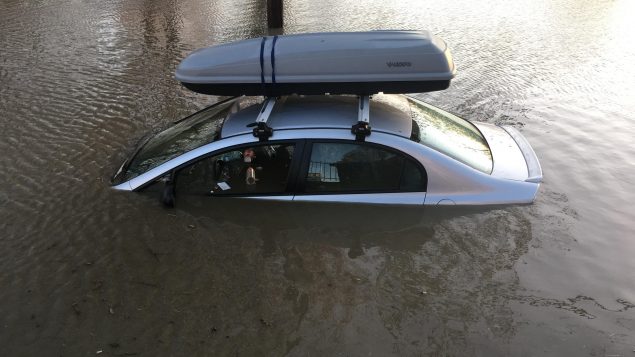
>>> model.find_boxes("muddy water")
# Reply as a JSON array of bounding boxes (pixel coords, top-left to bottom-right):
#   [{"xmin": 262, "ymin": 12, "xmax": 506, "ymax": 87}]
[{"xmin": 1, "ymin": 0, "xmax": 634, "ymax": 355}]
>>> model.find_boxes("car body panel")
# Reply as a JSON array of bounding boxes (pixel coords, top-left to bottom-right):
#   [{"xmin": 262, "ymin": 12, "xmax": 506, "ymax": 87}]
[
  {"xmin": 502, "ymin": 126, "xmax": 543, "ymax": 183},
  {"xmin": 113, "ymin": 95, "xmax": 541, "ymax": 206},
  {"xmin": 293, "ymin": 192, "xmax": 426, "ymax": 205},
  {"xmin": 237, "ymin": 195, "xmax": 294, "ymax": 201},
  {"xmin": 473, "ymin": 122, "xmax": 528, "ymax": 181}
]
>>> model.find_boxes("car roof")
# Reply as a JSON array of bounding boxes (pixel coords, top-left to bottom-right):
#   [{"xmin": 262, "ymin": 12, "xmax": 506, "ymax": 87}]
[{"xmin": 220, "ymin": 94, "xmax": 414, "ymax": 139}]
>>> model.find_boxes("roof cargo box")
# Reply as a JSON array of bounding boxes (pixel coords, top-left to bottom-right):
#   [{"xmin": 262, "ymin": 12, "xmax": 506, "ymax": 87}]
[{"xmin": 175, "ymin": 31, "xmax": 456, "ymax": 96}]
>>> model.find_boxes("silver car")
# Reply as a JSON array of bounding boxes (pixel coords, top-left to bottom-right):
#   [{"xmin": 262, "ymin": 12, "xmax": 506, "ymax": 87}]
[{"xmin": 111, "ymin": 94, "xmax": 542, "ymax": 206}]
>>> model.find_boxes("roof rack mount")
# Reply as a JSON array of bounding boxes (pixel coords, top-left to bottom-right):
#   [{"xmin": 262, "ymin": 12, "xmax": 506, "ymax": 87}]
[
  {"xmin": 352, "ymin": 95, "xmax": 371, "ymax": 142},
  {"xmin": 247, "ymin": 97, "xmax": 277, "ymax": 141}
]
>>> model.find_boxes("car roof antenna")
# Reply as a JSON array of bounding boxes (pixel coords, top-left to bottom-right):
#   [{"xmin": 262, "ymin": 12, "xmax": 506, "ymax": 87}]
[
  {"xmin": 352, "ymin": 95, "xmax": 371, "ymax": 142},
  {"xmin": 247, "ymin": 97, "xmax": 277, "ymax": 141}
]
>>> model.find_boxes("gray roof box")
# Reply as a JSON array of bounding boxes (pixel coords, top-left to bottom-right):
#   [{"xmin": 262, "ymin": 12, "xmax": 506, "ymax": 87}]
[{"xmin": 175, "ymin": 30, "xmax": 456, "ymax": 96}]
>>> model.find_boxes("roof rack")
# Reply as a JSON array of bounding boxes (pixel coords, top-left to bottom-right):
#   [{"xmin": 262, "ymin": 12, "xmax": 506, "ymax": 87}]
[
  {"xmin": 248, "ymin": 95, "xmax": 371, "ymax": 142},
  {"xmin": 351, "ymin": 95, "xmax": 371, "ymax": 141},
  {"xmin": 247, "ymin": 97, "xmax": 277, "ymax": 141}
]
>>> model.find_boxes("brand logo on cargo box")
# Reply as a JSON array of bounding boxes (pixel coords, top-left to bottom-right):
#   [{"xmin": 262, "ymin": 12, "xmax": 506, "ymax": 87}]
[{"xmin": 386, "ymin": 61, "xmax": 412, "ymax": 68}]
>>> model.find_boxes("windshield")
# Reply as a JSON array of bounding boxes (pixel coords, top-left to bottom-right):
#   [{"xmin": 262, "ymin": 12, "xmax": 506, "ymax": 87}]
[
  {"xmin": 407, "ymin": 97, "xmax": 493, "ymax": 174},
  {"xmin": 122, "ymin": 100, "xmax": 236, "ymax": 181}
]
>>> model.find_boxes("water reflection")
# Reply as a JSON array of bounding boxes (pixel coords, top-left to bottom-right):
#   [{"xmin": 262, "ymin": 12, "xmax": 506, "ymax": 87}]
[{"xmin": 134, "ymin": 197, "xmax": 533, "ymax": 354}]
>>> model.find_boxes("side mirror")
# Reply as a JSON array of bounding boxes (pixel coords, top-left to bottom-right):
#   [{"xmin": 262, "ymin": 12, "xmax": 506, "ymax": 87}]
[{"xmin": 160, "ymin": 171, "xmax": 176, "ymax": 208}]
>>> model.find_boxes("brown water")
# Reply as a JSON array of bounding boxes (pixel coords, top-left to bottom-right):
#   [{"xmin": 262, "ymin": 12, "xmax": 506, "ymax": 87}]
[{"xmin": 1, "ymin": 0, "xmax": 635, "ymax": 355}]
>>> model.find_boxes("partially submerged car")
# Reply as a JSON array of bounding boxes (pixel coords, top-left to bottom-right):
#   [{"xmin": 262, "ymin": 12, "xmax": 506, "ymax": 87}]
[
  {"xmin": 111, "ymin": 94, "xmax": 541, "ymax": 206},
  {"xmin": 111, "ymin": 31, "xmax": 541, "ymax": 206}
]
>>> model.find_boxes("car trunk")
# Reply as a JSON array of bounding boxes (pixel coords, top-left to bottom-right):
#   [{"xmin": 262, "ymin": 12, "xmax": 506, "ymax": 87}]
[{"xmin": 473, "ymin": 122, "xmax": 542, "ymax": 183}]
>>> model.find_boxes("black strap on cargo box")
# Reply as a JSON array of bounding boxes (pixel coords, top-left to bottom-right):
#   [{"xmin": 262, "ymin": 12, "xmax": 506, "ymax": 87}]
[
  {"xmin": 271, "ymin": 35, "xmax": 278, "ymax": 84},
  {"xmin": 259, "ymin": 37, "xmax": 266, "ymax": 93}
]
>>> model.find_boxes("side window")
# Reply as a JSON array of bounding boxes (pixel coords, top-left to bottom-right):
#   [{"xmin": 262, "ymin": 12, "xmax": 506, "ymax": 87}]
[
  {"xmin": 400, "ymin": 158, "xmax": 427, "ymax": 191},
  {"xmin": 175, "ymin": 144, "xmax": 295, "ymax": 195},
  {"xmin": 304, "ymin": 142, "xmax": 426, "ymax": 193}
]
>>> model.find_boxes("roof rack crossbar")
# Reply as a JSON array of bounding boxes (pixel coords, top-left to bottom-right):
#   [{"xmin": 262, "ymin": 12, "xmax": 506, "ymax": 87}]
[
  {"xmin": 248, "ymin": 97, "xmax": 277, "ymax": 141},
  {"xmin": 352, "ymin": 95, "xmax": 371, "ymax": 142}
]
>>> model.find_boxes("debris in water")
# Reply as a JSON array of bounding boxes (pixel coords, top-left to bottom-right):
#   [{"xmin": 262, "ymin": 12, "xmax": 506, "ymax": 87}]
[
  {"xmin": 92, "ymin": 281, "xmax": 104, "ymax": 290},
  {"xmin": 72, "ymin": 302, "xmax": 81, "ymax": 316}
]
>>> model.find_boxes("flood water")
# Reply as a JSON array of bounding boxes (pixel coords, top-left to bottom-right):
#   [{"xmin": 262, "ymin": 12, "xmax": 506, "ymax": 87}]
[{"xmin": 1, "ymin": 0, "xmax": 635, "ymax": 355}]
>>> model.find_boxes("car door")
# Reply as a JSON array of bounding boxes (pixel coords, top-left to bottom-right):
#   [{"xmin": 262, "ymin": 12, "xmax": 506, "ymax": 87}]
[
  {"xmin": 293, "ymin": 140, "xmax": 427, "ymax": 205},
  {"xmin": 172, "ymin": 141, "xmax": 303, "ymax": 201}
]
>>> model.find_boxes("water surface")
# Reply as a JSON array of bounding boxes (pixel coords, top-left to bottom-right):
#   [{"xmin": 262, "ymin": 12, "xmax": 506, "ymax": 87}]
[{"xmin": 1, "ymin": 0, "xmax": 634, "ymax": 355}]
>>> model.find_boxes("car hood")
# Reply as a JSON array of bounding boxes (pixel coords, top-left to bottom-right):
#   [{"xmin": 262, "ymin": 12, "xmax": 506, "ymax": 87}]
[{"xmin": 473, "ymin": 122, "xmax": 542, "ymax": 183}]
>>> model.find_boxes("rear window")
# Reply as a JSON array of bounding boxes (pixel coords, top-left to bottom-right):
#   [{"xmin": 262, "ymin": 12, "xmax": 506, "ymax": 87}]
[{"xmin": 407, "ymin": 98, "xmax": 493, "ymax": 174}]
